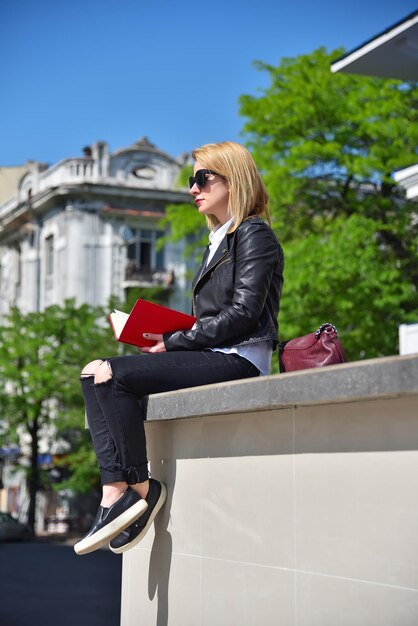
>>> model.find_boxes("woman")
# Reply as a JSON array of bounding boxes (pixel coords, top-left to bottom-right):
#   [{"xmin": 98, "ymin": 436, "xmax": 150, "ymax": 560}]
[{"xmin": 74, "ymin": 141, "xmax": 284, "ymax": 556}]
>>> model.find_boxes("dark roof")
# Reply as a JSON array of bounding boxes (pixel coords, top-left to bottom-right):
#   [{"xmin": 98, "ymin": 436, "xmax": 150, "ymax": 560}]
[{"xmin": 331, "ymin": 10, "xmax": 418, "ymax": 81}]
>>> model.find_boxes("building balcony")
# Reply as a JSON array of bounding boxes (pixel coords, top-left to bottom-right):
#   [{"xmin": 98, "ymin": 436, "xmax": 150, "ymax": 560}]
[{"xmin": 123, "ymin": 263, "xmax": 175, "ymax": 288}]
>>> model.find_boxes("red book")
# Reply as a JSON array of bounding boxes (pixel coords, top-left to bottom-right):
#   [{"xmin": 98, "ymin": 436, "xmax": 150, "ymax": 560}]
[{"xmin": 109, "ymin": 299, "xmax": 196, "ymax": 348}]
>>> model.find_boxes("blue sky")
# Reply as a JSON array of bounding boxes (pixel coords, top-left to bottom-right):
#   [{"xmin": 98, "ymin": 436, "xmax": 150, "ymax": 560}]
[{"xmin": 0, "ymin": 0, "xmax": 416, "ymax": 166}]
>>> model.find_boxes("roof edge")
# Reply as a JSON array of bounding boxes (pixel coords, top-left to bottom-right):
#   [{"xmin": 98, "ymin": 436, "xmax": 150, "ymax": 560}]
[{"xmin": 331, "ymin": 10, "xmax": 418, "ymax": 73}]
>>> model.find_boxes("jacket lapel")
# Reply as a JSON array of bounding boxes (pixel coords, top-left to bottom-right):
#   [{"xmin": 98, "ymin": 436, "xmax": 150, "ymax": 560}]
[
  {"xmin": 192, "ymin": 245, "xmax": 210, "ymax": 290},
  {"xmin": 193, "ymin": 233, "xmax": 230, "ymax": 290}
]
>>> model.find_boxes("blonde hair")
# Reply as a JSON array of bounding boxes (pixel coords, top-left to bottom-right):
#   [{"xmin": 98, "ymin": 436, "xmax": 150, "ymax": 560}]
[{"xmin": 192, "ymin": 141, "xmax": 270, "ymax": 231}]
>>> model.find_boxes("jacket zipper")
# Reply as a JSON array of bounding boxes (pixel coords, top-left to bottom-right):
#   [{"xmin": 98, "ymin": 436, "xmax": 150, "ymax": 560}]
[
  {"xmin": 210, "ymin": 256, "xmax": 231, "ymax": 276},
  {"xmin": 192, "ymin": 250, "xmax": 229, "ymax": 316}
]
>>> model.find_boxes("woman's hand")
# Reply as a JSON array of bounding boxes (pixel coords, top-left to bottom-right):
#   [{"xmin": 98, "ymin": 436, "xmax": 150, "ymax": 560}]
[{"xmin": 140, "ymin": 333, "xmax": 166, "ymax": 353}]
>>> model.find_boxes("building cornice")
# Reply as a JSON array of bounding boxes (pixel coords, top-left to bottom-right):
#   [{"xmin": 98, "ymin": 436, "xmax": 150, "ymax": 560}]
[
  {"xmin": 394, "ymin": 164, "xmax": 418, "ymax": 200},
  {"xmin": 0, "ymin": 182, "xmax": 191, "ymax": 237}
]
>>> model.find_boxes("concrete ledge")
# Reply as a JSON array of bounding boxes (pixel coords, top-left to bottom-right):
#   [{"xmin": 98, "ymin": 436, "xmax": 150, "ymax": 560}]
[
  {"xmin": 121, "ymin": 354, "xmax": 418, "ymax": 626},
  {"xmin": 145, "ymin": 353, "xmax": 418, "ymax": 421}
]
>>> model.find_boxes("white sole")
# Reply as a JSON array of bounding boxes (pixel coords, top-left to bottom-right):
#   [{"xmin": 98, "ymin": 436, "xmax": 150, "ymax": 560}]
[
  {"xmin": 74, "ymin": 499, "xmax": 148, "ymax": 555},
  {"xmin": 109, "ymin": 482, "xmax": 167, "ymax": 554}
]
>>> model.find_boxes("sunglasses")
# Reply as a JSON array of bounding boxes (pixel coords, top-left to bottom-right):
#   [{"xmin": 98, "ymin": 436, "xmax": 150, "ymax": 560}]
[{"xmin": 188, "ymin": 169, "xmax": 220, "ymax": 189}]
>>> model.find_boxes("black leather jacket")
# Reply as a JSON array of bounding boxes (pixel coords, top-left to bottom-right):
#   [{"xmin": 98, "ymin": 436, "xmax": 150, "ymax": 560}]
[{"xmin": 164, "ymin": 216, "xmax": 284, "ymax": 351}]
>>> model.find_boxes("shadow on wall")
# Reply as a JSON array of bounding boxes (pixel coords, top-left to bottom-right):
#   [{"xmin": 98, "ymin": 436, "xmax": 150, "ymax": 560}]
[{"xmin": 146, "ymin": 446, "xmax": 175, "ymax": 626}]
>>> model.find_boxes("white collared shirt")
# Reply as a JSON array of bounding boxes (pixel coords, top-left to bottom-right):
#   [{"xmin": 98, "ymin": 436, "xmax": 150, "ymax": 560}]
[
  {"xmin": 206, "ymin": 218, "xmax": 234, "ymax": 265},
  {"xmin": 207, "ymin": 219, "xmax": 273, "ymax": 376}
]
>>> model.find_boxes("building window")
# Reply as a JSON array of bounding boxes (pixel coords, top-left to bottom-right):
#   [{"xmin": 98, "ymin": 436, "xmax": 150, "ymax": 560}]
[
  {"xmin": 14, "ymin": 246, "xmax": 22, "ymax": 300},
  {"xmin": 45, "ymin": 235, "xmax": 54, "ymax": 277},
  {"xmin": 127, "ymin": 229, "xmax": 164, "ymax": 271}
]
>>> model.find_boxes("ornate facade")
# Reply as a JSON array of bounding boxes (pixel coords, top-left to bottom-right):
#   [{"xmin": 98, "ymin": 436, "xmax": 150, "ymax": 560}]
[{"xmin": 0, "ymin": 137, "xmax": 196, "ymax": 317}]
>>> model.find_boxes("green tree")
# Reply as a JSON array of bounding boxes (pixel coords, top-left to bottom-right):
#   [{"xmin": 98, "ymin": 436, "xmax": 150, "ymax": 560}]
[
  {"xmin": 240, "ymin": 48, "xmax": 417, "ymax": 234},
  {"xmin": 238, "ymin": 48, "xmax": 418, "ymax": 358},
  {"xmin": 280, "ymin": 215, "xmax": 416, "ymax": 359},
  {"xmin": 0, "ymin": 300, "xmax": 112, "ymax": 531}
]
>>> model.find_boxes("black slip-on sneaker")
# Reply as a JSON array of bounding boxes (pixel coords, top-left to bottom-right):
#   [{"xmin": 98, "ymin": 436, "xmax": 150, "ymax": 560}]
[
  {"xmin": 74, "ymin": 488, "xmax": 148, "ymax": 555},
  {"xmin": 109, "ymin": 479, "xmax": 167, "ymax": 554}
]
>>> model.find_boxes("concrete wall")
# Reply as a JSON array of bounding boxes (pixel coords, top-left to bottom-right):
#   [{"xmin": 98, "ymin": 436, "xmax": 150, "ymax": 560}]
[{"xmin": 120, "ymin": 354, "xmax": 418, "ymax": 626}]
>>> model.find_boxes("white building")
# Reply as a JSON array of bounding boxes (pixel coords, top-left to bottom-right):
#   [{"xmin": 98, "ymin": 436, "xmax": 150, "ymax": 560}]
[
  {"xmin": 0, "ymin": 136, "xmax": 196, "ymax": 317},
  {"xmin": 0, "ymin": 136, "xmax": 200, "ymax": 531}
]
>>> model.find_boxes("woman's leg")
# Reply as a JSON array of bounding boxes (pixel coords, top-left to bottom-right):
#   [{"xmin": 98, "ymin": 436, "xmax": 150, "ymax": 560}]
[
  {"xmin": 93, "ymin": 350, "xmax": 259, "ymax": 482},
  {"xmin": 83, "ymin": 351, "xmax": 258, "ymax": 490},
  {"xmin": 76, "ymin": 351, "xmax": 258, "ymax": 555},
  {"xmin": 94, "ymin": 350, "xmax": 259, "ymax": 555},
  {"xmin": 80, "ymin": 360, "xmax": 135, "ymax": 506},
  {"xmin": 75, "ymin": 360, "xmax": 149, "ymax": 555},
  {"xmin": 81, "ymin": 361, "xmax": 125, "ymax": 483}
]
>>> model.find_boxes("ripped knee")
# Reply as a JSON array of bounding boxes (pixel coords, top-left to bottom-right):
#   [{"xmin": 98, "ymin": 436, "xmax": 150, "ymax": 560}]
[
  {"xmin": 81, "ymin": 359, "xmax": 104, "ymax": 378},
  {"xmin": 94, "ymin": 360, "xmax": 113, "ymax": 385}
]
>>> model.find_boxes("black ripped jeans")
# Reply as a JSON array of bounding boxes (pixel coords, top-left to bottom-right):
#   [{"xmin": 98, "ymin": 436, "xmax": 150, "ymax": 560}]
[{"xmin": 81, "ymin": 350, "xmax": 260, "ymax": 485}]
